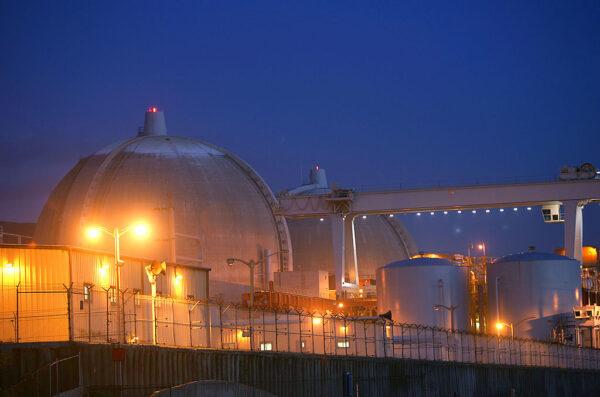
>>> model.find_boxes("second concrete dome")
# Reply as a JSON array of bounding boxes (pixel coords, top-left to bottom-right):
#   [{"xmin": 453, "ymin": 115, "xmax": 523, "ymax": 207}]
[{"xmin": 285, "ymin": 167, "xmax": 417, "ymax": 280}]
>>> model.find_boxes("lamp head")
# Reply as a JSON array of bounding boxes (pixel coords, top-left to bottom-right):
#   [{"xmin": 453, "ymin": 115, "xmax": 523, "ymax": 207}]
[{"xmin": 132, "ymin": 222, "xmax": 150, "ymax": 239}]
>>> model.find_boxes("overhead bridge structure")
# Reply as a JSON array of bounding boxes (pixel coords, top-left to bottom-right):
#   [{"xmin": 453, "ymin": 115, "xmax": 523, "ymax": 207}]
[{"xmin": 277, "ymin": 179, "xmax": 600, "ymax": 294}]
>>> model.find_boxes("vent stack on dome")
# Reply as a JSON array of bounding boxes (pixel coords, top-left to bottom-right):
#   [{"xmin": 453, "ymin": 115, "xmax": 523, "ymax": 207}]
[{"xmin": 141, "ymin": 107, "xmax": 167, "ymax": 136}]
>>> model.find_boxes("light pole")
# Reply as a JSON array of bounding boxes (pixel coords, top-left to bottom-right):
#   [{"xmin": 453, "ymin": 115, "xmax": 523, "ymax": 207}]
[
  {"xmin": 433, "ymin": 304, "xmax": 459, "ymax": 331},
  {"xmin": 477, "ymin": 242, "xmax": 486, "ymax": 257},
  {"xmin": 86, "ymin": 222, "xmax": 150, "ymax": 342},
  {"xmin": 226, "ymin": 251, "xmax": 278, "ymax": 308}
]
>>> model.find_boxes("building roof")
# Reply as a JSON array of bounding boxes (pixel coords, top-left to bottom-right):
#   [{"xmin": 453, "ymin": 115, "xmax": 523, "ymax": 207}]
[
  {"xmin": 493, "ymin": 251, "xmax": 573, "ymax": 264},
  {"xmin": 380, "ymin": 257, "xmax": 456, "ymax": 269}
]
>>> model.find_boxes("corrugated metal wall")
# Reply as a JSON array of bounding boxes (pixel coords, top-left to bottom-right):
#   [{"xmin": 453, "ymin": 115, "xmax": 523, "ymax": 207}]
[
  {"xmin": 0, "ymin": 245, "xmax": 209, "ymax": 344},
  {"xmin": 0, "ymin": 246, "xmax": 70, "ymax": 342}
]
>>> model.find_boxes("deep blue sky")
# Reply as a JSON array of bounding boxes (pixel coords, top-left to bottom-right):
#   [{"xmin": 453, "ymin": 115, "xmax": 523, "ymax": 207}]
[{"xmin": 1, "ymin": 1, "xmax": 599, "ymax": 256}]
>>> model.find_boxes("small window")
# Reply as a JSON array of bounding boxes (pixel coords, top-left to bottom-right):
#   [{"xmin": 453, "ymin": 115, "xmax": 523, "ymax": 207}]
[
  {"xmin": 83, "ymin": 283, "xmax": 93, "ymax": 302},
  {"xmin": 133, "ymin": 289, "xmax": 142, "ymax": 306},
  {"xmin": 337, "ymin": 340, "xmax": 350, "ymax": 348},
  {"xmin": 260, "ymin": 342, "xmax": 273, "ymax": 351},
  {"xmin": 109, "ymin": 286, "xmax": 117, "ymax": 304}
]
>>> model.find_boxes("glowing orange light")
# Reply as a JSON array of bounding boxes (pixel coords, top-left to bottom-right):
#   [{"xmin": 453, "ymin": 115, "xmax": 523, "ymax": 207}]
[
  {"xmin": 312, "ymin": 317, "xmax": 322, "ymax": 325},
  {"xmin": 495, "ymin": 322, "xmax": 504, "ymax": 331},
  {"xmin": 99, "ymin": 263, "xmax": 110, "ymax": 277},
  {"xmin": 478, "ymin": 244, "xmax": 484, "ymax": 250},
  {"xmin": 132, "ymin": 223, "xmax": 150, "ymax": 239},
  {"xmin": 3, "ymin": 263, "xmax": 16, "ymax": 274},
  {"xmin": 337, "ymin": 302, "xmax": 344, "ymax": 308},
  {"xmin": 86, "ymin": 226, "xmax": 102, "ymax": 241}
]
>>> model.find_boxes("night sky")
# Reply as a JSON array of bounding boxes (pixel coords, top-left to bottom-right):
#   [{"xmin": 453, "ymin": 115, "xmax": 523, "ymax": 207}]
[{"xmin": 1, "ymin": 1, "xmax": 599, "ymax": 256}]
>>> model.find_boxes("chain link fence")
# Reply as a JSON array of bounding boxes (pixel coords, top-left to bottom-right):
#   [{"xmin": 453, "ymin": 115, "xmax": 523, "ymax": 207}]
[{"xmin": 3, "ymin": 284, "xmax": 600, "ymax": 370}]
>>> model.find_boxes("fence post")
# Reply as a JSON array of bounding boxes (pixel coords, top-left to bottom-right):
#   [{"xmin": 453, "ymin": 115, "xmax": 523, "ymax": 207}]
[
  {"xmin": 286, "ymin": 310, "xmax": 291, "ymax": 353},
  {"xmin": 103, "ymin": 288, "xmax": 110, "ymax": 342},
  {"xmin": 363, "ymin": 320, "xmax": 368, "ymax": 357},
  {"xmin": 261, "ymin": 308, "xmax": 266, "ymax": 351},
  {"xmin": 204, "ymin": 300, "xmax": 212, "ymax": 348},
  {"xmin": 386, "ymin": 321, "xmax": 392, "ymax": 358},
  {"xmin": 473, "ymin": 333, "xmax": 478, "ymax": 363},
  {"xmin": 219, "ymin": 303, "xmax": 224, "ymax": 349},
  {"xmin": 88, "ymin": 289, "xmax": 92, "ymax": 342},
  {"xmin": 64, "ymin": 283, "xmax": 73, "ymax": 341},
  {"xmin": 274, "ymin": 310, "xmax": 279, "ymax": 352},
  {"xmin": 322, "ymin": 314, "xmax": 327, "ymax": 355},
  {"xmin": 298, "ymin": 310, "xmax": 303, "ymax": 354},
  {"xmin": 446, "ymin": 329, "xmax": 450, "ymax": 361},
  {"xmin": 343, "ymin": 317, "xmax": 348, "ymax": 356},
  {"xmin": 431, "ymin": 327, "xmax": 436, "ymax": 361},
  {"xmin": 171, "ymin": 299, "xmax": 176, "ymax": 346},
  {"xmin": 15, "ymin": 282, "xmax": 19, "ymax": 343},
  {"xmin": 188, "ymin": 302, "xmax": 194, "ymax": 348},
  {"xmin": 249, "ymin": 306, "xmax": 254, "ymax": 351},
  {"xmin": 310, "ymin": 312, "xmax": 315, "ymax": 354},
  {"xmin": 121, "ymin": 289, "xmax": 128, "ymax": 344},
  {"xmin": 416, "ymin": 326, "xmax": 421, "ymax": 360},
  {"xmin": 234, "ymin": 305, "xmax": 239, "ymax": 350}
]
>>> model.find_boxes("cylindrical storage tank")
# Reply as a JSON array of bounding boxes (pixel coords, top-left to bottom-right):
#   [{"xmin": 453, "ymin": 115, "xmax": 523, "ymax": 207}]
[
  {"xmin": 488, "ymin": 251, "xmax": 581, "ymax": 340},
  {"xmin": 376, "ymin": 258, "xmax": 469, "ymax": 330}
]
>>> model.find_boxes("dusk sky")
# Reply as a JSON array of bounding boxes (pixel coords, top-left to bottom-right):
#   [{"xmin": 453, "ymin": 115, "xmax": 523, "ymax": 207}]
[{"xmin": 1, "ymin": 1, "xmax": 599, "ymax": 256}]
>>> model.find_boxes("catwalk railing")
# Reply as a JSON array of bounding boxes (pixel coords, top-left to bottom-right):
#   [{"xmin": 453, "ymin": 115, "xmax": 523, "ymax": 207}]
[{"xmin": 2, "ymin": 284, "xmax": 600, "ymax": 370}]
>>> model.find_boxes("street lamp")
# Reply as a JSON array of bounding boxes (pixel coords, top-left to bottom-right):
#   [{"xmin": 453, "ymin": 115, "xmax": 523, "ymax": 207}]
[
  {"xmin": 433, "ymin": 304, "xmax": 459, "ymax": 331},
  {"xmin": 85, "ymin": 221, "xmax": 151, "ymax": 342},
  {"xmin": 477, "ymin": 243, "xmax": 486, "ymax": 257},
  {"xmin": 496, "ymin": 316, "xmax": 534, "ymax": 340},
  {"xmin": 226, "ymin": 251, "xmax": 277, "ymax": 308},
  {"xmin": 495, "ymin": 322, "xmax": 514, "ymax": 339}
]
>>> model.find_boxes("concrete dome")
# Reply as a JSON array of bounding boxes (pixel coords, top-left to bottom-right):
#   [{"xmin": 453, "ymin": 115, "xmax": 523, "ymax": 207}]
[
  {"xmin": 34, "ymin": 109, "xmax": 292, "ymax": 300},
  {"xmin": 285, "ymin": 167, "xmax": 417, "ymax": 280}
]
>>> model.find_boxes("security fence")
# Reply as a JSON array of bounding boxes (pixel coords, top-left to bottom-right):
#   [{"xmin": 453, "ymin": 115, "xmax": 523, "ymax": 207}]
[{"xmin": 2, "ymin": 284, "xmax": 600, "ymax": 371}]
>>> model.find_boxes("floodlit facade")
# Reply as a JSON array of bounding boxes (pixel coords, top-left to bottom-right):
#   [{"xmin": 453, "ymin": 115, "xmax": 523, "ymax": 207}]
[
  {"xmin": 0, "ymin": 245, "xmax": 209, "ymax": 344},
  {"xmin": 34, "ymin": 109, "xmax": 292, "ymax": 301}
]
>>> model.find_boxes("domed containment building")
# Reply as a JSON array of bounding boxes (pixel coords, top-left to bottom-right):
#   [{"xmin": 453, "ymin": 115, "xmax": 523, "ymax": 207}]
[
  {"xmin": 286, "ymin": 167, "xmax": 417, "ymax": 282},
  {"xmin": 35, "ymin": 108, "xmax": 292, "ymax": 301}
]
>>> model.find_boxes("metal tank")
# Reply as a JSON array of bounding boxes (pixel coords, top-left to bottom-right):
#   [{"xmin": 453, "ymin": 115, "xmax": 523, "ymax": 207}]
[
  {"xmin": 488, "ymin": 250, "xmax": 581, "ymax": 340},
  {"xmin": 286, "ymin": 166, "xmax": 417, "ymax": 280},
  {"xmin": 34, "ymin": 108, "xmax": 292, "ymax": 302},
  {"xmin": 376, "ymin": 257, "xmax": 469, "ymax": 330}
]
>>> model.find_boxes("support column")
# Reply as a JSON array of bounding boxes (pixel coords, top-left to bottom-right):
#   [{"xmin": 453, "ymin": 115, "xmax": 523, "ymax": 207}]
[
  {"xmin": 331, "ymin": 214, "xmax": 346, "ymax": 294},
  {"xmin": 563, "ymin": 200, "xmax": 584, "ymax": 262},
  {"xmin": 345, "ymin": 215, "xmax": 359, "ymax": 285}
]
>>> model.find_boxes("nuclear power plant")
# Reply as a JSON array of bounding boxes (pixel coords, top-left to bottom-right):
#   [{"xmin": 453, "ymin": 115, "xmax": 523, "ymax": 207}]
[{"xmin": 1, "ymin": 108, "xmax": 600, "ymax": 395}]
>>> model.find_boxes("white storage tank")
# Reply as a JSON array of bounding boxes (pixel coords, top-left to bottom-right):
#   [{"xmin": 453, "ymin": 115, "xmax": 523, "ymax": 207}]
[
  {"xmin": 488, "ymin": 250, "xmax": 581, "ymax": 340},
  {"xmin": 376, "ymin": 258, "xmax": 469, "ymax": 330}
]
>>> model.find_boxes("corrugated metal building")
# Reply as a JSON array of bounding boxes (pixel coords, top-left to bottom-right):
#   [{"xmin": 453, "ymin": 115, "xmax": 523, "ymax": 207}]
[{"xmin": 0, "ymin": 245, "xmax": 209, "ymax": 345}]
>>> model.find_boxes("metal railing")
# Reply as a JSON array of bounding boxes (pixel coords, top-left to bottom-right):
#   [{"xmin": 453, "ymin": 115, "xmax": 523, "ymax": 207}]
[
  {"xmin": 2, "ymin": 284, "xmax": 600, "ymax": 371},
  {"xmin": 1, "ymin": 354, "xmax": 80, "ymax": 396}
]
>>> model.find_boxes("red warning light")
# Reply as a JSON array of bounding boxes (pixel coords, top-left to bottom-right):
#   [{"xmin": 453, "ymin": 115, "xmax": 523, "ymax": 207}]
[{"xmin": 147, "ymin": 106, "xmax": 158, "ymax": 113}]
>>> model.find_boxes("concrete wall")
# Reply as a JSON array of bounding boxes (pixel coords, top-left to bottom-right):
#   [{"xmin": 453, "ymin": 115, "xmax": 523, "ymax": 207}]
[{"xmin": 2, "ymin": 342, "xmax": 600, "ymax": 396}]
